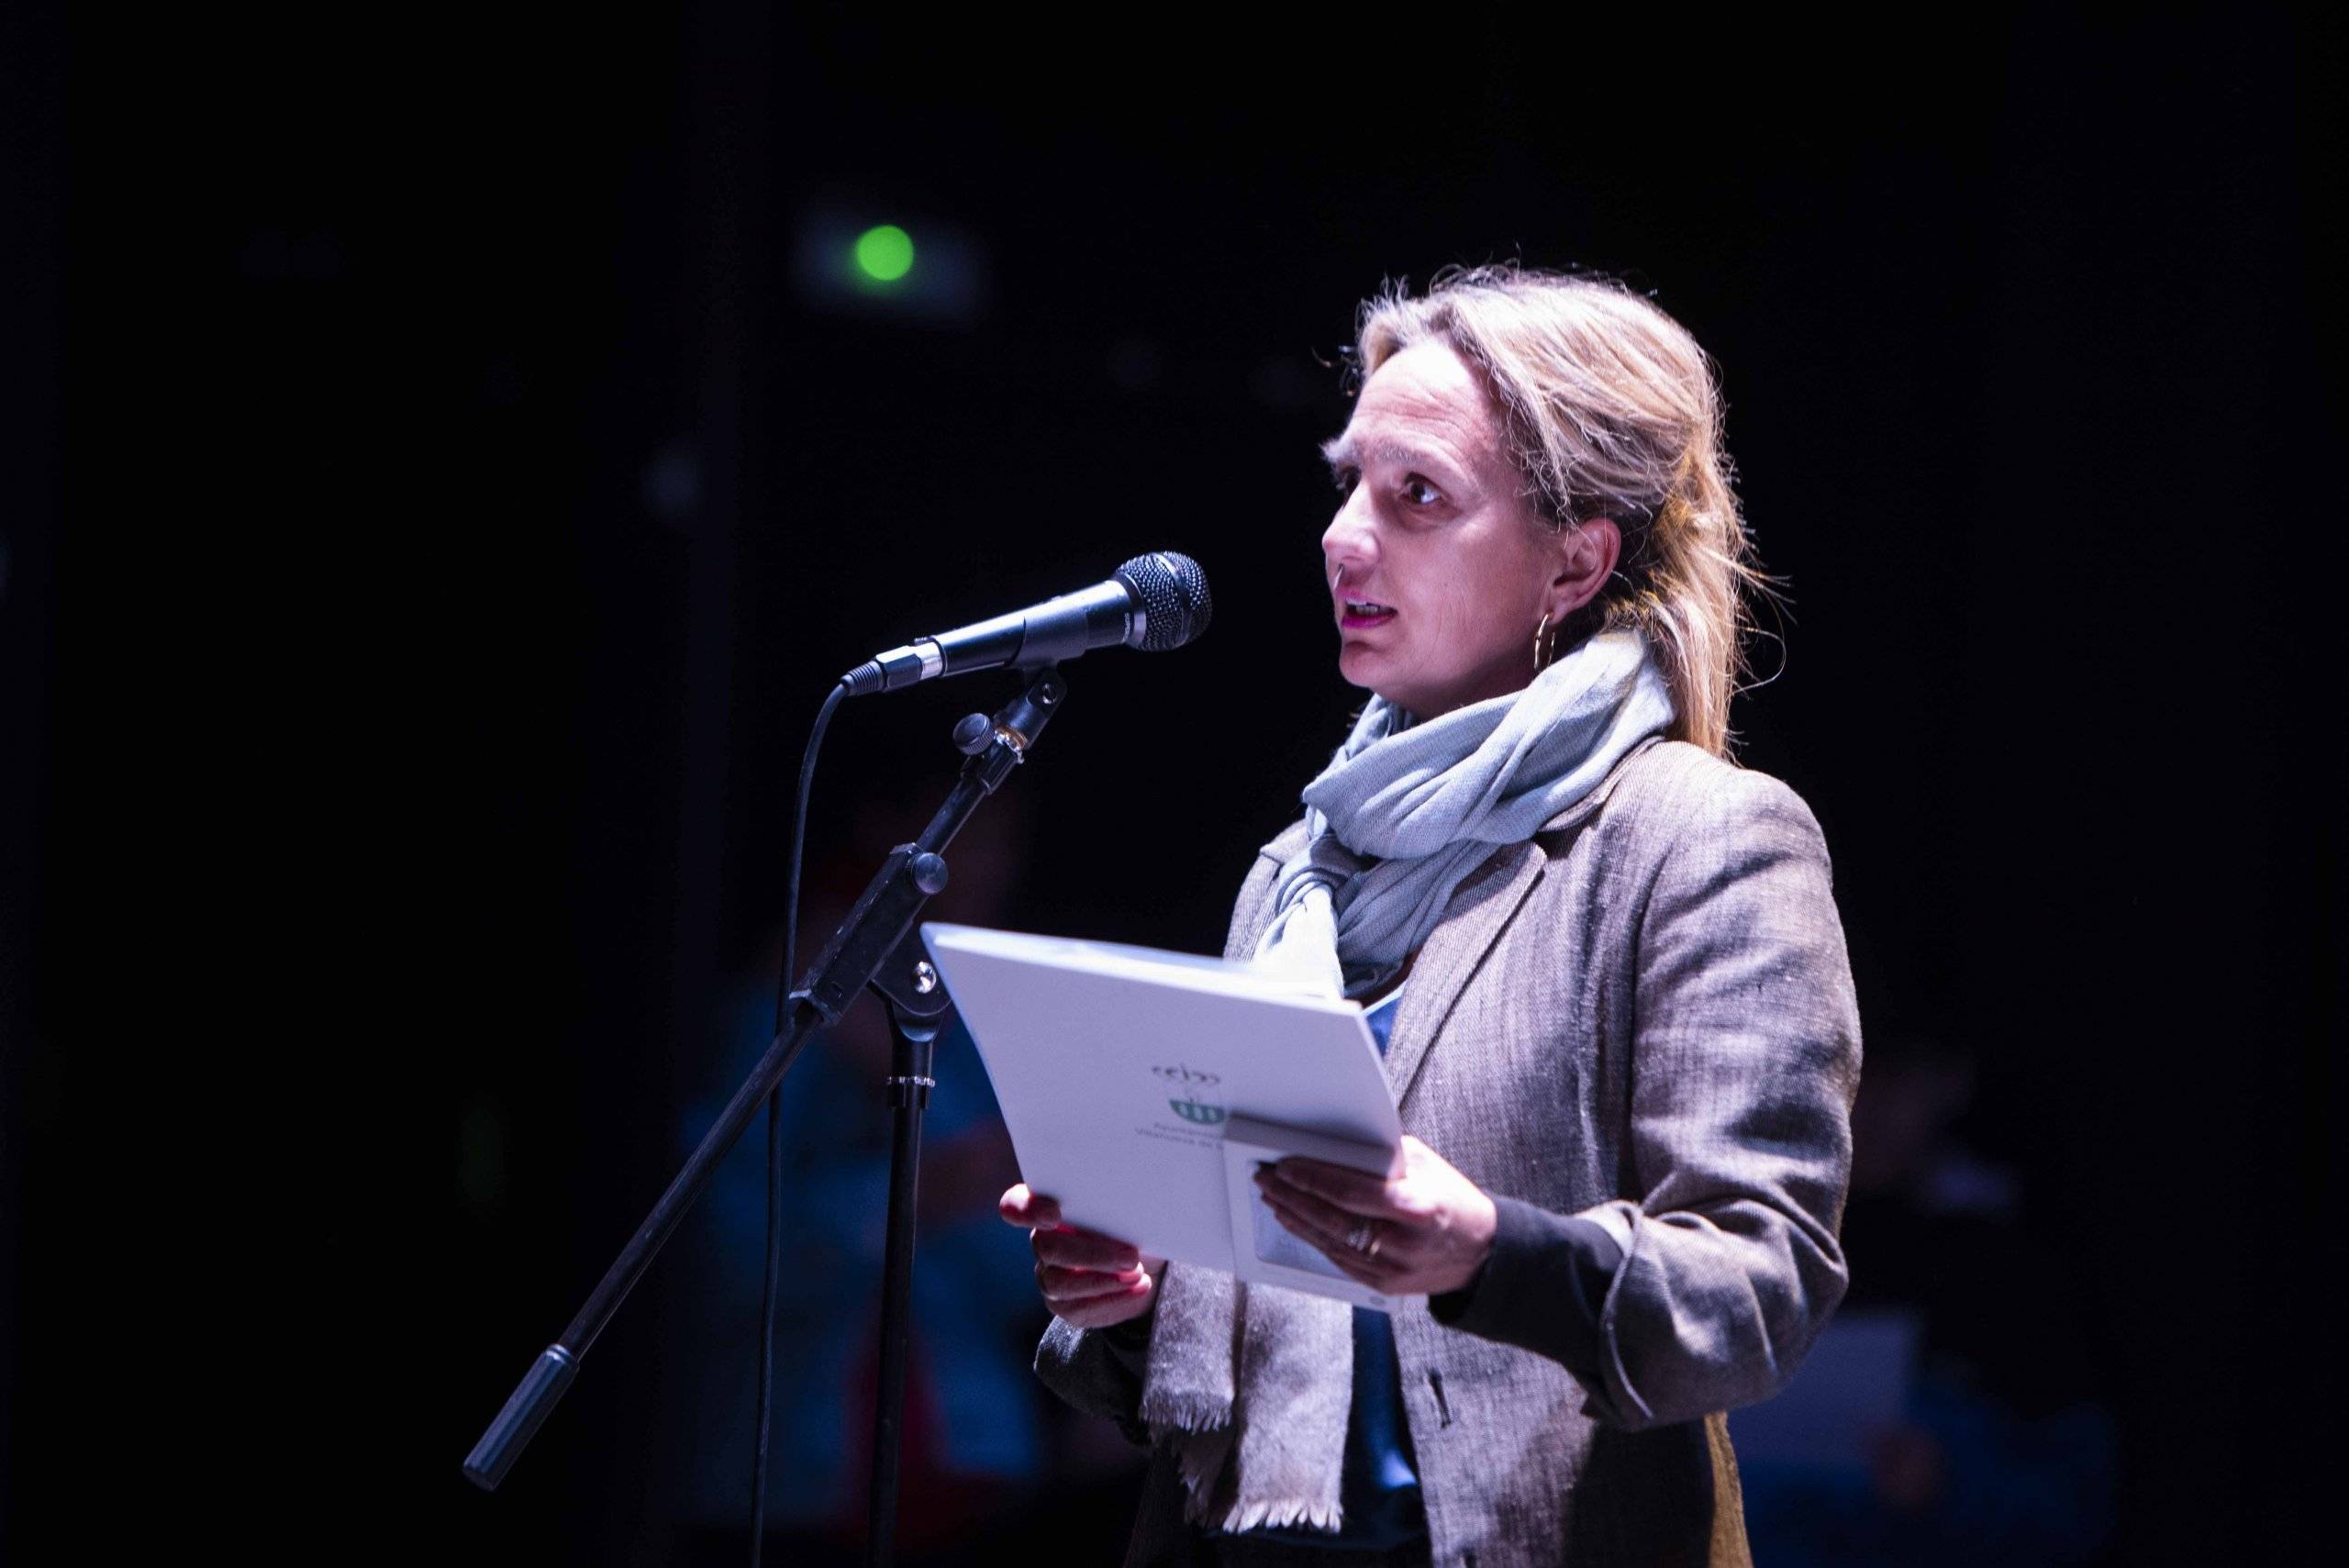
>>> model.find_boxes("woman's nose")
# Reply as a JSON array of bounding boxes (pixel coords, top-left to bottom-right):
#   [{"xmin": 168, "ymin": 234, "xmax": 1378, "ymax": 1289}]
[{"xmin": 1322, "ymin": 492, "xmax": 1377, "ymax": 580}]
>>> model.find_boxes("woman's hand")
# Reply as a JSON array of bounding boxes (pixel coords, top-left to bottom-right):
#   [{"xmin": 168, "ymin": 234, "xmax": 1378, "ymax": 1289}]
[
  {"xmin": 1255, "ymin": 1134, "xmax": 1498, "ymax": 1297},
  {"xmin": 999, "ymin": 1183, "xmax": 1164, "ymax": 1329}
]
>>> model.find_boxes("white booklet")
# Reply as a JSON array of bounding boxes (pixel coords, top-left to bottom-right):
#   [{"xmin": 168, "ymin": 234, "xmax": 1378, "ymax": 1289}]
[{"xmin": 921, "ymin": 921, "xmax": 1412, "ymax": 1310}]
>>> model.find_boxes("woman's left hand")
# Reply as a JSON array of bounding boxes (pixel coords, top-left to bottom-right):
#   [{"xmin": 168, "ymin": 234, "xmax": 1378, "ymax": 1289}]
[{"xmin": 1255, "ymin": 1134, "xmax": 1498, "ymax": 1297}]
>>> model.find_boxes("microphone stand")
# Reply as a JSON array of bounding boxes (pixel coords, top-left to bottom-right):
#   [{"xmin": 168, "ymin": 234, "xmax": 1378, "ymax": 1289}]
[
  {"xmin": 864, "ymin": 928, "xmax": 951, "ymax": 1568},
  {"xmin": 464, "ymin": 667, "xmax": 1071, "ymax": 1568}
]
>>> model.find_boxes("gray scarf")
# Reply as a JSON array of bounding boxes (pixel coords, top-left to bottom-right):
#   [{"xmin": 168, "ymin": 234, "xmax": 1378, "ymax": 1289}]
[{"xmin": 1141, "ymin": 628, "xmax": 1674, "ymax": 1533}]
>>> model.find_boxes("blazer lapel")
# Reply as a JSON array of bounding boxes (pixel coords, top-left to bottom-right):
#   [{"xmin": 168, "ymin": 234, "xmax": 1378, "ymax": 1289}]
[
  {"xmin": 1376, "ymin": 748, "xmax": 1642, "ymax": 1107},
  {"xmin": 1381, "ymin": 839, "xmax": 1548, "ymax": 1107},
  {"xmin": 1249, "ymin": 739, "xmax": 1663, "ymax": 1112}
]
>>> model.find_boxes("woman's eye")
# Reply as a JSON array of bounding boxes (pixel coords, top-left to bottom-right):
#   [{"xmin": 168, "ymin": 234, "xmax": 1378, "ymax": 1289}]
[
  {"xmin": 1330, "ymin": 466, "xmax": 1359, "ymax": 495},
  {"xmin": 1402, "ymin": 476, "xmax": 1442, "ymax": 507}
]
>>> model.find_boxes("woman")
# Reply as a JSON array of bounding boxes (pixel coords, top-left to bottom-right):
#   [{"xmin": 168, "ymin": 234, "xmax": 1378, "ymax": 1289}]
[{"xmin": 999, "ymin": 265, "xmax": 1860, "ymax": 1567}]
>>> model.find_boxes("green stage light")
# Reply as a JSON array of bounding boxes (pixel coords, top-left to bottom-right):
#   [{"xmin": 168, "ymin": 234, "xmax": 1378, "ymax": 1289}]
[{"xmin": 853, "ymin": 224, "xmax": 915, "ymax": 283}]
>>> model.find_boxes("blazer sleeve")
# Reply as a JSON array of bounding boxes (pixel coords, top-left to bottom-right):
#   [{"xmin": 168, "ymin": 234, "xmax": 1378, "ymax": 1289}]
[
  {"xmin": 1576, "ymin": 765, "xmax": 1861, "ymax": 1429},
  {"xmin": 1033, "ymin": 1313, "xmax": 1155, "ymax": 1446}
]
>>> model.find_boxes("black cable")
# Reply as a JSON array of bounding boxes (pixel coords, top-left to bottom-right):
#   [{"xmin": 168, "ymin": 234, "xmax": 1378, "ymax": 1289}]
[{"xmin": 751, "ymin": 678, "xmax": 847, "ymax": 1567}]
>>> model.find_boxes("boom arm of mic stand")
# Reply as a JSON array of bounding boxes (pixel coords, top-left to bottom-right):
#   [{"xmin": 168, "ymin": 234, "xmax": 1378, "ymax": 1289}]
[{"xmin": 462, "ymin": 666, "xmax": 1069, "ymax": 1493}]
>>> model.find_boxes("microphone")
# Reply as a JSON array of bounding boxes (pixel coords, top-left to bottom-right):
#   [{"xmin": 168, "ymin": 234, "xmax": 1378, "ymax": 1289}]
[{"xmin": 840, "ymin": 550, "xmax": 1212, "ymax": 696}]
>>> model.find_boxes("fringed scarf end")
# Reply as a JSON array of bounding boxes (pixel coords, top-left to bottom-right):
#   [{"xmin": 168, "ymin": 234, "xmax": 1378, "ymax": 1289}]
[
  {"xmin": 1139, "ymin": 1390, "xmax": 1232, "ymax": 1437},
  {"xmin": 1215, "ymin": 1496, "xmax": 1345, "ymax": 1535}
]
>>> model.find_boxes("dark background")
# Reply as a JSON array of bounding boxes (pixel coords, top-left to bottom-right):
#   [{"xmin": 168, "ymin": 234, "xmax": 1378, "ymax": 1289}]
[{"xmin": 3, "ymin": 6, "xmax": 2334, "ymax": 1561}]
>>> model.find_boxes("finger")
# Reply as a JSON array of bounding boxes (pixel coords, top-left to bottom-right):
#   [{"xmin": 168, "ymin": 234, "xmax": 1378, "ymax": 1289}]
[
  {"xmin": 998, "ymin": 1184, "xmax": 1062, "ymax": 1229},
  {"xmin": 1038, "ymin": 1262, "xmax": 1146, "ymax": 1303},
  {"xmin": 1259, "ymin": 1162, "xmax": 1423, "ymax": 1236},
  {"xmin": 1055, "ymin": 1274, "xmax": 1155, "ymax": 1329},
  {"xmin": 1283, "ymin": 1219, "xmax": 1392, "ymax": 1287},
  {"xmin": 1267, "ymin": 1158, "xmax": 1416, "ymax": 1221},
  {"xmin": 1048, "ymin": 1275, "xmax": 1154, "ymax": 1325},
  {"xmin": 1032, "ymin": 1228, "xmax": 1144, "ymax": 1271},
  {"xmin": 1259, "ymin": 1188, "xmax": 1401, "ymax": 1284},
  {"xmin": 1253, "ymin": 1171, "xmax": 1357, "ymax": 1240},
  {"xmin": 1260, "ymin": 1188, "xmax": 1419, "ymax": 1267},
  {"xmin": 1259, "ymin": 1189, "xmax": 1348, "ymax": 1257}
]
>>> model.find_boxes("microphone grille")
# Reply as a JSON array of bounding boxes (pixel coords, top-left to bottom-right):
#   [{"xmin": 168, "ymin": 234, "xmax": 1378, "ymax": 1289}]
[{"xmin": 1115, "ymin": 551, "xmax": 1213, "ymax": 652}]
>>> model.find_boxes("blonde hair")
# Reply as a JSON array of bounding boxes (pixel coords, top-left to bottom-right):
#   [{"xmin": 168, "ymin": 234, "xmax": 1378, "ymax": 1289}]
[{"xmin": 1351, "ymin": 264, "xmax": 1771, "ymax": 759}]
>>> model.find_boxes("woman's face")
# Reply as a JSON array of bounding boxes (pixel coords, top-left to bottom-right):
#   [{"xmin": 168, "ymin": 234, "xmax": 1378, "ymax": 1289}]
[{"xmin": 1319, "ymin": 340, "xmax": 1569, "ymax": 719}]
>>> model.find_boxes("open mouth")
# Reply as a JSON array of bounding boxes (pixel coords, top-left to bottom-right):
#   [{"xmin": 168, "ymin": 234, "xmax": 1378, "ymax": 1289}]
[{"xmin": 1340, "ymin": 598, "xmax": 1397, "ymax": 628}]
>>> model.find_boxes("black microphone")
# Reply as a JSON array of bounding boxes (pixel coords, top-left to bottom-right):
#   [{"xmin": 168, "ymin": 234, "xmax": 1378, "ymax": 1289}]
[{"xmin": 840, "ymin": 550, "xmax": 1212, "ymax": 696}]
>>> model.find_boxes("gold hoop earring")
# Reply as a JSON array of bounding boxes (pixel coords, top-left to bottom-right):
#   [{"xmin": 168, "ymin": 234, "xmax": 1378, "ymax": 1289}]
[{"xmin": 1533, "ymin": 611, "xmax": 1553, "ymax": 673}]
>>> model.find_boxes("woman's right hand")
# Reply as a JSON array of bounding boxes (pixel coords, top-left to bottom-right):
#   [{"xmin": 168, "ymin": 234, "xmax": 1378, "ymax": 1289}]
[{"xmin": 999, "ymin": 1183, "xmax": 1163, "ymax": 1329}]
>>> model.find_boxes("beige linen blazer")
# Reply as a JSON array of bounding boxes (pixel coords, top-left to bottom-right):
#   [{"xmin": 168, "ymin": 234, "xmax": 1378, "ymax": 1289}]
[{"xmin": 1038, "ymin": 737, "xmax": 1863, "ymax": 1568}]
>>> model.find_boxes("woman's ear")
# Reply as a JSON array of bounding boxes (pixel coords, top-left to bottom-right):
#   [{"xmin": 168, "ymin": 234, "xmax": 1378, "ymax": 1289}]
[{"xmin": 1548, "ymin": 518, "xmax": 1620, "ymax": 620}]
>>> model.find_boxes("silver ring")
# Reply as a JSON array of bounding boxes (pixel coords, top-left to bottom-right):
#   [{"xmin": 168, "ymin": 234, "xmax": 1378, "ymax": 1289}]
[{"xmin": 1345, "ymin": 1219, "xmax": 1376, "ymax": 1253}]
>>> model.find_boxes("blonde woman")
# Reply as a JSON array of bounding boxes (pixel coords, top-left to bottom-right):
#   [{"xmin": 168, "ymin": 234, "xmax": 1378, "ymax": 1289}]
[{"xmin": 1002, "ymin": 266, "xmax": 1861, "ymax": 1567}]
